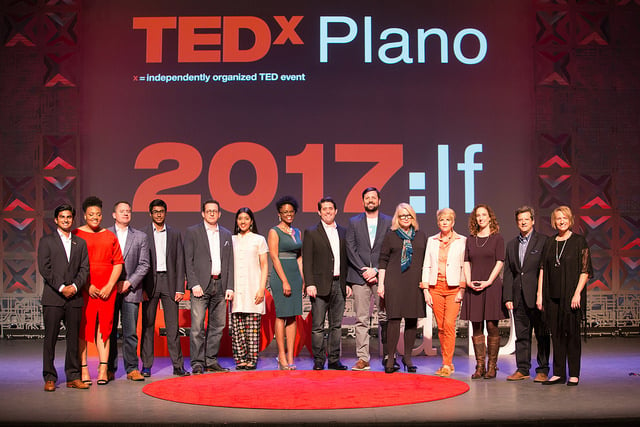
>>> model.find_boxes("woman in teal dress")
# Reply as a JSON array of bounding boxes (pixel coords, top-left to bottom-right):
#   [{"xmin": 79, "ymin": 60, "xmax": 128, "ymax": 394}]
[{"xmin": 267, "ymin": 196, "xmax": 304, "ymax": 370}]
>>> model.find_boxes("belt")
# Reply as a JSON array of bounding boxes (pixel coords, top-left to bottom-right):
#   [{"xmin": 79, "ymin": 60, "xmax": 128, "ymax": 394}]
[
  {"xmin": 333, "ymin": 276, "xmax": 340, "ymax": 281},
  {"xmin": 157, "ymin": 271, "xmax": 167, "ymax": 274},
  {"xmin": 211, "ymin": 274, "xmax": 221, "ymax": 280}
]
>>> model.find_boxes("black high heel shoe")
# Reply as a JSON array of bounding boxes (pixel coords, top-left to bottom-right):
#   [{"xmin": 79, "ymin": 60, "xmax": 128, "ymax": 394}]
[
  {"xmin": 384, "ymin": 358, "xmax": 401, "ymax": 374},
  {"xmin": 542, "ymin": 376, "xmax": 566, "ymax": 385},
  {"xmin": 401, "ymin": 357, "xmax": 417, "ymax": 373}
]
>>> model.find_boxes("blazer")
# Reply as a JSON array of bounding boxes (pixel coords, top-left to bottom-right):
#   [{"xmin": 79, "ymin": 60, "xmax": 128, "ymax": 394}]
[
  {"xmin": 302, "ymin": 221, "xmax": 348, "ymax": 297},
  {"xmin": 37, "ymin": 231, "xmax": 89, "ymax": 307},
  {"xmin": 345, "ymin": 212, "xmax": 392, "ymax": 284},
  {"xmin": 502, "ymin": 230, "xmax": 547, "ymax": 309},
  {"xmin": 142, "ymin": 223, "xmax": 186, "ymax": 297},
  {"xmin": 108, "ymin": 225, "xmax": 151, "ymax": 303},
  {"xmin": 184, "ymin": 222, "xmax": 234, "ymax": 293},
  {"xmin": 421, "ymin": 232, "xmax": 467, "ymax": 287}
]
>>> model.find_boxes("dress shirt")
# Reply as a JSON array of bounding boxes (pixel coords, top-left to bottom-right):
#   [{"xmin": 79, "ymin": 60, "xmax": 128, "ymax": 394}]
[
  {"xmin": 153, "ymin": 224, "xmax": 167, "ymax": 272},
  {"xmin": 518, "ymin": 231, "xmax": 532, "ymax": 266},
  {"xmin": 321, "ymin": 221, "xmax": 340, "ymax": 276},
  {"xmin": 205, "ymin": 221, "xmax": 221, "ymax": 276},
  {"xmin": 56, "ymin": 228, "xmax": 76, "ymax": 292},
  {"xmin": 115, "ymin": 225, "xmax": 128, "ymax": 253}
]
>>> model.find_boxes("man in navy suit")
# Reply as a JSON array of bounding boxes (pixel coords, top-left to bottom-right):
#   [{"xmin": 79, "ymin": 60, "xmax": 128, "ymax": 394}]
[
  {"xmin": 38, "ymin": 204, "xmax": 90, "ymax": 391},
  {"xmin": 140, "ymin": 199, "xmax": 190, "ymax": 377},
  {"xmin": 346, "ymin": 187, "xmax": 393, "ymax": 371},
  {"xmin": 107, "ymin": 201, "xmax": 150, "ymax": 381},
  {"xmin": 184, "ymin": 199, "xmax": 234, "ymax": 374},
  {"xmin": 303, "ymin": 197, "xmax": 349, "ymax": 371},
  {"xmin": 503, "ymin": 205, "xmax": 550, "ymax": 382}
]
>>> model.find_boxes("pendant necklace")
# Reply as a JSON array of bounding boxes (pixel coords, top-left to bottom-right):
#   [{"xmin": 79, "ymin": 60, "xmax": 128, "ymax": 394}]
[
  {"xmin": 475, "ymin": 235, "xmax": 489, "ymax": 248},
  {"xmin": 555, "ymin": 239, "xmax": 567, "ymax": 267}
]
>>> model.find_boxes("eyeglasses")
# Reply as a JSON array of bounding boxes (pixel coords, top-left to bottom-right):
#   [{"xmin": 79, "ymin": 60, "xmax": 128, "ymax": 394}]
[{"xmin": 398, "ymin": 214, "xmax": 413, "ymax": 220}]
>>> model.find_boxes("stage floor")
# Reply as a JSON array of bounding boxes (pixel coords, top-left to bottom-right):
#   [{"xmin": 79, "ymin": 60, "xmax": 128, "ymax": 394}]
[{"xmin": 0, "ymin": 335, "xmax": 638, "ymax": 426}]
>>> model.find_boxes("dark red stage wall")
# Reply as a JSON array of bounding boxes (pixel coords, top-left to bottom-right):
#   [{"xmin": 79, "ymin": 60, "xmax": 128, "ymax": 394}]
[{"xmin": 80, "ymin": 0, "xmax": 534, "ymax": 234}]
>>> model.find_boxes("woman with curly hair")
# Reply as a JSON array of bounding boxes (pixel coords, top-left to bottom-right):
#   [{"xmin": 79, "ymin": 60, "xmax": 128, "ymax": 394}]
[{"xmin": 461, "ymin": 204, "xmax": 506, "ymax": 379}]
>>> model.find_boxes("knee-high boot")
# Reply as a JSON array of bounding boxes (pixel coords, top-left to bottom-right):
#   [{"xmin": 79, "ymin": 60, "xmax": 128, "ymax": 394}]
[
  {"xmin": 484, "ymin": 336, "xmax": 500, "ymax": 379},
  {"xmin": 471, "ymin": 335, "xmax": 486, "ymax": 380}
]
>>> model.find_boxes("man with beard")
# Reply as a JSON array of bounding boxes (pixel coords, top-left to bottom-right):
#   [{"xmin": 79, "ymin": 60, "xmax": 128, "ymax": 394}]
[{"xmin": 345, "ymin": 187, "xmax": 393, "ymax": 371}]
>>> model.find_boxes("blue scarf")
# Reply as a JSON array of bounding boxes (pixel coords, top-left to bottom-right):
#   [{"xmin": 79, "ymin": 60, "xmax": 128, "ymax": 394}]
[{"xmin": 395, "ymin": 227, "xmax": 415, "ymax": 272}]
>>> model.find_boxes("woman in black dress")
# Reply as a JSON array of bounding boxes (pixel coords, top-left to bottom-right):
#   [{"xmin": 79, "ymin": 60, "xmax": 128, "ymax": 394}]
[
  {"xmin": 537, "ymin": 206, "xmax": 592, "ymax": 386},
  {"xmin": 377, "ymin": 203, "xmax": 427, "ymax": 373},
  {"xmin": 461, "ymin": 204, "xmax": 505, "ymax": 379}
]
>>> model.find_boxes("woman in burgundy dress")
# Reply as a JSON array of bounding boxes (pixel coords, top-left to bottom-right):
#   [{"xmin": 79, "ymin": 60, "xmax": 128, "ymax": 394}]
[
  {"xmin": 74, "ymin": 196, "xmax": 123, "ymax": 385},
  {"xmin": 461, "ymin": 204, "xmax": 505, "ymax": 379}
]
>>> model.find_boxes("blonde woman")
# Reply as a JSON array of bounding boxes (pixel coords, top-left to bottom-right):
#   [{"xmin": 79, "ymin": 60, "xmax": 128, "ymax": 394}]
[
  {"xmin": 377, "ymin": 203, "xmax": 427, "ymax": 373},
  {"xmin": 421, "ymin": 208, "xmax": 466, "ymax": 377}
]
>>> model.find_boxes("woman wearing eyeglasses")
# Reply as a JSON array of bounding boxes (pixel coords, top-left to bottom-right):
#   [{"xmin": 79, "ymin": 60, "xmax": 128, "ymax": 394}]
[
  {"xmin": 461, "ymin": 204, "xmax": 506, "ymax": 380},
  {"xmin": 377, "ymin": 203, "xmax": 427, "ymax": 373},
  {"xmin": 267, "ymin": 196, "xmax": 304, "ymax": 370}
]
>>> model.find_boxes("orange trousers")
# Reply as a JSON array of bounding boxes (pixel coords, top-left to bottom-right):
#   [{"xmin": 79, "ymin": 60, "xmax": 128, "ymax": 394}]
[{"xmin": 431, "ymin": 280, "xmax": 461, "ymax": 366}]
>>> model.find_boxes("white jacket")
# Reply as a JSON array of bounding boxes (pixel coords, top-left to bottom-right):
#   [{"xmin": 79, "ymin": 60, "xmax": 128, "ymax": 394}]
[{"xmin": 421, "ymin": 232, "xmax": 466, "ymax": 287}]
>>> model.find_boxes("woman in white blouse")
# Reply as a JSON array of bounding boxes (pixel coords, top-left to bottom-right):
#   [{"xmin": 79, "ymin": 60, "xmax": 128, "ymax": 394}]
[{"xmin": 231, "ymin": 208, "xmax": 269, "ymax": 370}]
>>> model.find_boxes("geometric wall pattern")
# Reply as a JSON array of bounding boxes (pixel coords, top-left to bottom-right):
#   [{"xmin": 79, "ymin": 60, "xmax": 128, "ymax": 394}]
[
  {"xmin": 1, "ymin": 1, "xmax": 639, "ymax": 336},
  {"xmin": 1, "ymin": 0, "xmax": 81, "ymax": 336}
]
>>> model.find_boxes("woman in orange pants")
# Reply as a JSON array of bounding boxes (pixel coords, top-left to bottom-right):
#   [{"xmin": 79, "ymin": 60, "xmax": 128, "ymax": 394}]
[{"xmin": 421, "ymin": 208, "xmax": 466, "ymax": 377}]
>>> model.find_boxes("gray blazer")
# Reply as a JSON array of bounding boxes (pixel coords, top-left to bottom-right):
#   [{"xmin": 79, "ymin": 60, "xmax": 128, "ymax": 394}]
[
  {"xmin": 143, "ymin": 223, "xmax": 185, "ymax": 297},
  {"xmin": 184, "ymin": 222, "xmax": 234, "ymax": 293},
  {"xmin": 345, "ymin": 212, "xmax": 392, "ymax": 284},
  {"xmin": 108, "ymin": 225, "xmax": 150, "ymax": 303}
]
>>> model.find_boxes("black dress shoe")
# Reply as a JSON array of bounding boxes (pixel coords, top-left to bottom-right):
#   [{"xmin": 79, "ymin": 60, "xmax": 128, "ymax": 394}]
[
  {"xmin": 328, "ymin": 361, "xmax": 348, "ymax": 370},
  {"xmin": 173, "ymin": 367, "xmax": 191, "ymax": 376},
  {"xmin": 567, "ymin": 378, "xmax": 579, "ymax": 386},
  {"xmin": 542, "ymin": 376, "xmax": 566, "ymax": 385},
  {"xmin": 205, "ymin": 362, "xmax": 230, "ymax": 373},
  {"xmin": 192, "ymin": 366, "xmax": 204, "ymax": 375},
  {"xmin": 313, "ymin": 361, "xmax": 325, "ymax": 370}
]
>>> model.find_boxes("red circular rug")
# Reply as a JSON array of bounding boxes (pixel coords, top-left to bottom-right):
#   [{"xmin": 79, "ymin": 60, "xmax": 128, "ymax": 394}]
[{"xmin": 143, "ymin": 370, "xmax": 469, "ymax": 409}]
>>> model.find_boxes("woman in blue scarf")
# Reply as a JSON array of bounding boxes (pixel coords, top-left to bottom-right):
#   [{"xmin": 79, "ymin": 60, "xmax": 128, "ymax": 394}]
[{"xmin": 378, "ymin": 203, "xmax": 428, "ymax": 373}]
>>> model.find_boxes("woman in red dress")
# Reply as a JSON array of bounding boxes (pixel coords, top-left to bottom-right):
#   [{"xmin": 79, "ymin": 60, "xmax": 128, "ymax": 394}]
[{"xmin": 74, "ymin": 196, "xmax": 123, "ymax": 385}]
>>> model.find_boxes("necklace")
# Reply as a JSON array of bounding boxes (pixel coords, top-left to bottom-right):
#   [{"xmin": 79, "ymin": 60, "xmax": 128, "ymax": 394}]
[
  {"xmin": 555, "ymin": 238, "xmax": 567, "ymax": 267},
  {"xmin": 475, "ymin": 235, "xmax": 489, "ymax": 248}
]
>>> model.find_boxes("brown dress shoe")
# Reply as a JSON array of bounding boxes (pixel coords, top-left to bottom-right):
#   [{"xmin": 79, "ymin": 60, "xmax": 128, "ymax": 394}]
[
  {"xmin": 533, "ymin": 372, "xmax": 548, "ymax": 382},
  {"xmin": 44, "ymin": 380, "xmax": 56, "ymax": 392},
  {"xmin": 126, "ymin": 369, "xmax": 145, "ymax": 381},
  {"xmin": 67, "ymin": 379, "xmax": 90, "ymax": 389},
  {"xmin": 507, "ymin": 371, "xmax": 530, "ymax": 381},
  {"xmin": 351, "ymin": 359, "xmax": 370, "ymax": 371}
]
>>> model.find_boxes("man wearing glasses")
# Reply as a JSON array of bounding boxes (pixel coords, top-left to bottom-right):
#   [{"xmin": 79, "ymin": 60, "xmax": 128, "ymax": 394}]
[{"xmin": 184, "ymin": 200, "xmax": 234, "ymax": 374}]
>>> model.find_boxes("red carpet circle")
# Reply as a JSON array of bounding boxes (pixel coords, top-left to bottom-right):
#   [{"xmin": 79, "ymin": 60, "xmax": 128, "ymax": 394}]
[{"xmin": 143, "ymin": 370, "xmax": 470, "ymax": 409}]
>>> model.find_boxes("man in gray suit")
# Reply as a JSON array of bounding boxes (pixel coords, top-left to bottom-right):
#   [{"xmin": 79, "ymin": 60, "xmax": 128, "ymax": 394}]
[
  {"xmin": 184, "ymin": 199, "xmax": 234, "ymax": 374},
  {"xmin": 503, "ymin": 205, "xmax": 550, "ymax": 382},
  {"xmin": 346, "ymin": 187, "xmax": 393, "ymax": 371},
  {"xmin": 38, "ymin": 204, "xmax": 90, "ymax": 391},
  {"xmin": 107, "ymin": 201, "xmax": 150, "ymax": 381},
  {"xmin": 140, "ymin": 199, "xmax": 190, "ymax": 377}
]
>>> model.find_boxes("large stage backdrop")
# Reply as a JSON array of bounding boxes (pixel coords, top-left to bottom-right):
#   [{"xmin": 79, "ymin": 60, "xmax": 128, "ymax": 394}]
[{"xmin": 1, "ymin": 1, "xmax": 639, "ymax": 338}]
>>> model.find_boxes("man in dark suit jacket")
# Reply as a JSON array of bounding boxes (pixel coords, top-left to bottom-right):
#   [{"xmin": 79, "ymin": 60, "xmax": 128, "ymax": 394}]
[
  {"xmin": 184, "ymin": 199, "xmax": 234, "ymax": 374},
  {"xmin": 37, "ymin": 204, "xmax": 90, "ymax": 391},
  {"xmin": 503, "ymin": 205, "xmax": 550, "ymax": 382},
  {"xmin": 107, "ymin": 201, "xmax": 150, "ymax": 381},
  {"xmin": 303, "ymin": 197, "xmax": 349, "ymax": 371},
  {"xmin": 140, "ymin": 199, "xmax": 190, "ymax": 377},
  {"xmin": 346, "ymin": 187, "xmax": 393, "ymax": 371}
]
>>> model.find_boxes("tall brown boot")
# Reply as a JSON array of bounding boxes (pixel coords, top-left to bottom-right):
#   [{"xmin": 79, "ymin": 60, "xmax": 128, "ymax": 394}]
[
  {"xmin": 484, "ymin": 336, "xmax": 500, "ymax": 379},
  {"xmin": 471, "ymin": 335, "xmax": 486, "ymax": 380}
]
